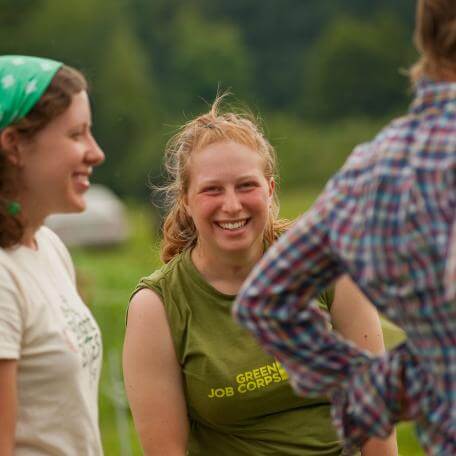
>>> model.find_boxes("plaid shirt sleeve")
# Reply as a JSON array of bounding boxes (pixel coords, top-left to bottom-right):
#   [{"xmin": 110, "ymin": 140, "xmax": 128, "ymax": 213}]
[
  {"xmin": 446, "ymin": 220, "xmax": 456, "ymax": 301},
  {"xmin": 233, "ymin": 196, "xmax": 425, "ymax": 452},
  {"xmin": 234, "ymin": 80, "xmax": 456, "ymax": 455}
]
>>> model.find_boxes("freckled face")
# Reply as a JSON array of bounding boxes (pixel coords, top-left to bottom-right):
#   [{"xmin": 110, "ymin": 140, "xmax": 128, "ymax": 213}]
[{"xmin": 184, "ymin": 140, "xmax": 274, "ymax": 258}]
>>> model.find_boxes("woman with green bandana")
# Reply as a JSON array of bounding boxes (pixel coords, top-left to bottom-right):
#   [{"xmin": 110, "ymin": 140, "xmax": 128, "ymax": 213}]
[{"xmin": 0, "ymin": 56, "xmax": 105, "ymax": 455}]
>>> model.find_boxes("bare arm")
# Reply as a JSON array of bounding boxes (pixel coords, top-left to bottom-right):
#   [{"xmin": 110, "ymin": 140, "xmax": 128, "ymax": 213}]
[
  {"xmin": 331, "ymin": 276, "xmax": 398, "ymax": 456},
  {"xmin": 123, "ymin": 289, "xmax": 189, "ymax": 456},
  {"xmin": 0, "ymin": 359, "xmax": 17, "ymax": 456}
]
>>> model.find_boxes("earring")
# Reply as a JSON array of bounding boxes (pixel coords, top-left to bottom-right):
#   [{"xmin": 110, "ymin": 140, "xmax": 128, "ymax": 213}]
[{"xmin": 6, "ymin": 201, "xmax": 21, "ymax": 216}]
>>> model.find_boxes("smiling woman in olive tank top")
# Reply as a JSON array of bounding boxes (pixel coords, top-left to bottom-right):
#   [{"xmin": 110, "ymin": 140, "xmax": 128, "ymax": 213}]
[{"xmin": 123, "ymin": 96, "xmax": 398, "ymax": 455}]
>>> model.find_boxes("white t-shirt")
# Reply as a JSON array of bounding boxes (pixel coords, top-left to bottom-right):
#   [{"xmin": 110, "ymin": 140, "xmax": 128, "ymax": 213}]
[{"xmin": 0, "ymin": 227, "xmax": 103, "ymax": 455}]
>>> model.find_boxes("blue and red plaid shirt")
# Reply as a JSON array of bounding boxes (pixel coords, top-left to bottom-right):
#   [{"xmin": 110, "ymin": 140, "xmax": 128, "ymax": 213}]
[
  {"xmin": 447, "ymin": 221, "xmax": 456, "ymax": 301},
  {"xmin": 234, "ymin": 79, "xmax": 456, "ymax": 455}
]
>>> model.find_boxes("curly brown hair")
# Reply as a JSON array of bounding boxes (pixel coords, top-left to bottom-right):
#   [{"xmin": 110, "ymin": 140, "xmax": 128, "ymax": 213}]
[
  {"xmin": 410, "ymin": 0, "xmax": 456, "ymax": 82},
  {"xmin": 157, "ymin": 94, "xmax": 291, "ymax": 263},
  {"xmin": 0, "ymin": 65, "xmax": 87, "ymax": 248}
]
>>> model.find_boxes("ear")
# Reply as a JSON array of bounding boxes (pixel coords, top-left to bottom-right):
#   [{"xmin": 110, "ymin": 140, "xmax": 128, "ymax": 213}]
[
  {"xmin": 268, "ymin": 177, "xmax": 275, "ymax": 200},
  {"xmin": 0, "ymin": 127, "xmax": 23, "ymax": 166}
]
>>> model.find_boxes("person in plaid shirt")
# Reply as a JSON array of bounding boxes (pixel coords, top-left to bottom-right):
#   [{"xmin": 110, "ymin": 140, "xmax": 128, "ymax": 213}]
[{"xmin": 234, "ymin": 1, "xmax": 456, "ymax": 454}]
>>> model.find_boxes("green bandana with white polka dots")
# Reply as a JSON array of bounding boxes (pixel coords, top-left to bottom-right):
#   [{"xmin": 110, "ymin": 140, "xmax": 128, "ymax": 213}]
[{"xmin": 0, "ymin": 55, "xmax": 62, "ymax": 129}]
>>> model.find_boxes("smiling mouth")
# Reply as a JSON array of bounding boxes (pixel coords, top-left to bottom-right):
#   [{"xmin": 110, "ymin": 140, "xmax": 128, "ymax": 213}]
[
  {"xmin": 73, "ymin": 173, "xmax": 91, "ymax": 189},
  {"xmin": 216, "ymin": 219, "xmax": 249, "ymax": 231}
]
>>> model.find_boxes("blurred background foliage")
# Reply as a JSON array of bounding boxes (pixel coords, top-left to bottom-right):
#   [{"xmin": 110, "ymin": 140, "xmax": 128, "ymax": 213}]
[{"xmin": 1, "ymin": 0, "xmax": 416, "ymax": 200}]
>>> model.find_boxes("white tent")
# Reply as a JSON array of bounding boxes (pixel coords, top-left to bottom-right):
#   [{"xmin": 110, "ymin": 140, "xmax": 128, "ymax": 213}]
[{"xmin": 46, "ymin": 185, "xmax": 129, "ymax": 247}]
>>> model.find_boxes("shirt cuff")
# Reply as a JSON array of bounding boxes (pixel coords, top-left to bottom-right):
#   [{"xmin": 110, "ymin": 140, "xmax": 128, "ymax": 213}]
[
  {"xmin": 328, "ymin": 343, "xmax": 433, "ymax": 453},
  {"xmin": 0, "ymin": 343, "xmax": 20, "ymax": 359}
]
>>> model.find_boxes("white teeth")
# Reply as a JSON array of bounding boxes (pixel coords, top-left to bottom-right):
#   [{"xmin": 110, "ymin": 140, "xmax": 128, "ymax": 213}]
[
  {"xmin": 74, "ymin": 174, "xmax": 89, "ymax": 185},
  {"xmin": 218, "ymin": 220, "xmax": 247, "ymax": 230}
]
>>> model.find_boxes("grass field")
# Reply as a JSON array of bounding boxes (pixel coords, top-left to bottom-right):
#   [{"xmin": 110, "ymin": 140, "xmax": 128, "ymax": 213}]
[{"xmin": 70, "ymin": 191, "xmax": 424, "ymax": 455}]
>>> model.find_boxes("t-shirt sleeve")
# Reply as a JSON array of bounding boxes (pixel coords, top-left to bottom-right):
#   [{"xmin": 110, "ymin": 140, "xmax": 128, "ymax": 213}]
[
  {"xmin": 126, "ymin": 271, "xmax": 165, "ymax": 326},
  {"xmin": 130, "ymin": 272, "xmax": 164, "ymax": 302},
  {"xmin": 129, "ymin": 268, "xmax": 188, "ymax": 365},
  {"xmin": 0, "ymin": 267, "xmax": 24, "ymax": 359}
]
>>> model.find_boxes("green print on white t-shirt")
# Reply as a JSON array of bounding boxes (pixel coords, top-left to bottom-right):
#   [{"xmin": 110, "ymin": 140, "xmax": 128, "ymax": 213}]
[{"xmin": 60, "ymin": 296, "xmax": 102, "ymax": 383}]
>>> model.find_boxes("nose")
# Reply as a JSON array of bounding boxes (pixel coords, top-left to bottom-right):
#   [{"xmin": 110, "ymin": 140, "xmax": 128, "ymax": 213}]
[
  {"xmin": 222, "ymin": 188, "xmax": 242, "ymax": 214},
  {"xmin": 86, "ymin": 134, "xmax": 105, "ymax": 166}
]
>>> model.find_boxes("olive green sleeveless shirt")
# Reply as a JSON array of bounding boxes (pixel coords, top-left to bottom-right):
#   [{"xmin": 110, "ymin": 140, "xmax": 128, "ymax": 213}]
[{"xmin": 132, "ymin": 249, "xmax": 343, "ymax": 455}]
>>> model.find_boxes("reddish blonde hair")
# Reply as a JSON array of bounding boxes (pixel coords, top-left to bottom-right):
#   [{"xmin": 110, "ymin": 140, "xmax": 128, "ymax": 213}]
[
  {"xmin": 158, "ymin": 94, "xmax": 290, "ymax": 263},
  {"xmin": 410, "ymin": 0, "xmax": 456, "ymax": 82}
]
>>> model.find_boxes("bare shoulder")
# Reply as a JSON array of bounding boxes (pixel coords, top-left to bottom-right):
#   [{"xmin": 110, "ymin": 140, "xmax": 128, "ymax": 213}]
[
  {"xmin": 125, "ymin": 288, "xmax": 175, "ymax": 361},
  {"xmin": 127, "ymin": 288, "xmax": 166, "ymax": 326}
]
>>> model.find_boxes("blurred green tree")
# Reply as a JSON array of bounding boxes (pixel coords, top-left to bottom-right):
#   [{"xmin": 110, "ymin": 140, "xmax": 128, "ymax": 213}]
[
  {"xmin": 301, "ymin": 13, "xmax": 415, "ymax": 119},
  {"xmin": 0, "ymin": 0, "xmax": 163, "ymax": 198},
  {"xmin": 166, "ymin": 6, "xmax": 252, "ymax": 113},
  {"xmin": 0, "ymin": 0, "xmax": 419, "ymax": 198},
  {"xmin": 266, "ymin": 113, "xmax": 384, "ymax": 191},
  {"xmin": 200, "ymin": 0, "xmax": 332, "ymax": 111},
  {"xmin": 200, "ymin": 0, "xmax": 414, "ymax": 113},
  {"xmin": 131, "ymin": 1, "xmax": 252, "ymax": 115},
  {"xmin": 93, "ymin": 20, "xmax": 162, "ymax": 198}
]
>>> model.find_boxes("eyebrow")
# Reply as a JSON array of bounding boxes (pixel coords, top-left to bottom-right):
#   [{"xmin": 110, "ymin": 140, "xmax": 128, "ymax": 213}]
[{"xmin": 198, "ymin": 173, "xmax": 261, "ymax": 184}]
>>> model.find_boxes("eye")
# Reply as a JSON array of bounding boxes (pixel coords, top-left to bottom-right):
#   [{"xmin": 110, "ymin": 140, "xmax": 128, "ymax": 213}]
[
  {"xmin": 69, "ymin": 124, "xmax": 90, "ymax": 140},
  {"xmin": 239, "ymin": 181, "xmax": 257, "ymax": 191},
  {"xmin": 69, "ymin": 129, "xmax": 84, "ymax": 140},
  {"xmin": 201, "ymin": 186, "xmax": 222, "ymax": 194}
]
